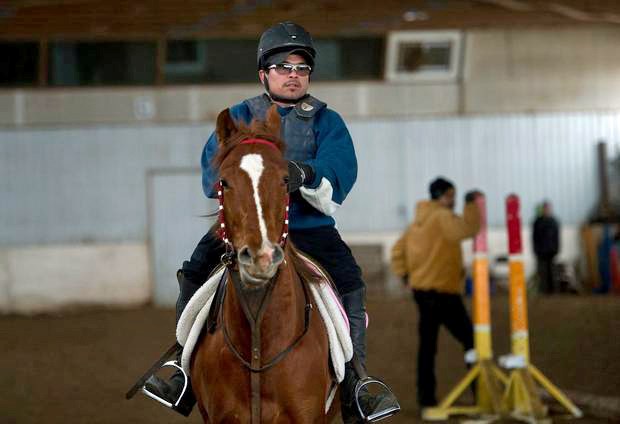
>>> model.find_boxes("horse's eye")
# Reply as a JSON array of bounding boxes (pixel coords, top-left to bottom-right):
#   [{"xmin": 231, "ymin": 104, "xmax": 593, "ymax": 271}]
[
  {"xmin": 220, "ymin": 179, "xmax": 229, "ymax": 189},
  {"xmin": 283, "ymin": 176, "xmax": 289, "ymax": 185}
]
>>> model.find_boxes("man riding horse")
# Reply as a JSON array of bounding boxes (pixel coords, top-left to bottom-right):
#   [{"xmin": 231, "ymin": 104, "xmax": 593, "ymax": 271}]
[{"xmin": 144, "ymin": 21, "xmax": 399, "ymax": 423}]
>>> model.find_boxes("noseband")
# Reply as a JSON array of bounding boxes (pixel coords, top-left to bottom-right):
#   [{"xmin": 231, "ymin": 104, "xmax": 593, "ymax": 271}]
[{"xmin": 216, "ymin": 138, "xmax": 290, "ymax": 263}]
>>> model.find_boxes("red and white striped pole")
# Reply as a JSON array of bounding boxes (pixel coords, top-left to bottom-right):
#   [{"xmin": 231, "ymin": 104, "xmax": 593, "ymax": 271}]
[
  {"xmin": 502, "ymin": 194, "xmax": 582, "ymax": 418},
  {"xmin": 505, "ymin": 194, "xmax": 530, "ymax": 363}
]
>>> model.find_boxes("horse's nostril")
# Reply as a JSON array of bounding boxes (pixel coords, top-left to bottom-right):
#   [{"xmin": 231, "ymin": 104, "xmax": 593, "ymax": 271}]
[
  {"xmin": 238, "ymin": 246, "xmax": 253, "ymax": 265},
  {"xmin": 272, "ymin": 245, "xmax": 284, "ymax": 264}
]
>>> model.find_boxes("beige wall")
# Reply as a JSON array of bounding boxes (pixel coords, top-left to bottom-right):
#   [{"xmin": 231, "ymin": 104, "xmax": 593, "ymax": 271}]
[
  {"xmin": 464, "ymin": 27, "xmax": 620, "ymax": 113},
  {"xmin": 0, "ymin": 82, "xmax": 459, "ymax": 126},
  {"xmin": 0, "ymin": 244, "xmax": 150, "ymax": 314},
  {"xmin": 1, "ymin": 26, "xmax": 619, "ymax": 127},
  {"xmin": 0, "ymin": 226, "xmax": 582, "ymax": 313}
]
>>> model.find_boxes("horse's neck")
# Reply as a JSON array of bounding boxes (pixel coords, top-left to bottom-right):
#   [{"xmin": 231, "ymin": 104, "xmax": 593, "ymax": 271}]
[{"xmin": 224, "ymin": 256, "xmax": 306, "ymax": 351}]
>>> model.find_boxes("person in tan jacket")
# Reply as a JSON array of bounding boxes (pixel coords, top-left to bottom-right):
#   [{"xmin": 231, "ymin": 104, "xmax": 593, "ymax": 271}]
[{"xmin": 391, "ymin": 177, "xmax": 481, "ymax": 407}]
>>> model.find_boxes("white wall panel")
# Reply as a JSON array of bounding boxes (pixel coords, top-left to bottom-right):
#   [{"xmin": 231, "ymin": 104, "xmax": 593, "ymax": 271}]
[
  {"xmin": 337, "ymin": 112, "xmax": 620, "ymax": 232},
  {"xmin": 149, "ymin": 171, "xmax": 217, "ymax": 306},
  {"xmin": 0, "ymin": 124, "xmax": 213, "ymax": 245},
  {"xmin": 1, "ymin": 111, "xmax": 619, "ymax": 247},
  {"xmin": 0, "ymin": 243, "xmax": 149, "ymax": 313}
]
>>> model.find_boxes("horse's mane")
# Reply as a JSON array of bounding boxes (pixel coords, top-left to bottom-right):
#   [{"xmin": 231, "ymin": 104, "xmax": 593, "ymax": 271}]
[{"xmin": 212, "ymin": 118, "xmax": 286, "ymax": 169}]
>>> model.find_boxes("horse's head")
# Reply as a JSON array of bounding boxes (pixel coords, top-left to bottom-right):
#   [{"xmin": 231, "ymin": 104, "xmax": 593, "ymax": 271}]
[{"xmin": 213, "ymin": 105, "xmax": 288, "ymax": 287}]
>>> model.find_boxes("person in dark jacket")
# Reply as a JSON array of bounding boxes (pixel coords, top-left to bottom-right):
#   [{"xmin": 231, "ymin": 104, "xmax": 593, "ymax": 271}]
[
  {"xmin": 142, "ymin": 21, "xmax": 398, "ymax": 423},
  {"xmin": 533, "ymin": 201, "xmax": 560, "ymax": 294}
]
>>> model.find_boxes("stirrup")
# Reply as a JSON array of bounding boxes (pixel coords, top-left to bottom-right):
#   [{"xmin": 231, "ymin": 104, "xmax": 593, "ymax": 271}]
[
  {"xmin": 354, "ymin": 377, "xmax": 401, "ymax": 422},
  {"xmin": 142, "ymin": 360, "xmax": 190, "ymax": 410}
]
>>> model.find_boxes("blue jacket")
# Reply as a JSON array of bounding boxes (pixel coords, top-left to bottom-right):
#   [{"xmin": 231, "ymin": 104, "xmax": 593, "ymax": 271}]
[{"xmin": 201, "ymin": 96, "xmax": 357, "ymax": 229}]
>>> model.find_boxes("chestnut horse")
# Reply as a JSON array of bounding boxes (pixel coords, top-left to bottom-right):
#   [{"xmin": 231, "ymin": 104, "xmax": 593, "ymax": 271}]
[{"xmin": 190, "ymin": 106, "xmax": 334, "ymax": 423}]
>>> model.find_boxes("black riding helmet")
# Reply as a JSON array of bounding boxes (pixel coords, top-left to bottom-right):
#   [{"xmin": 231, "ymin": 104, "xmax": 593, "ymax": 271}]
[{"xmin": 257, "ymin": 21, "xmax": 316, "ymax": 70}]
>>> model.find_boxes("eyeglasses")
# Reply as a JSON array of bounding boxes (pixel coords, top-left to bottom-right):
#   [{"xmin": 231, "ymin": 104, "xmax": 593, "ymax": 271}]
[{"xmin": 267, "ymin": 63, "xmax": 312, "ymax": 76}]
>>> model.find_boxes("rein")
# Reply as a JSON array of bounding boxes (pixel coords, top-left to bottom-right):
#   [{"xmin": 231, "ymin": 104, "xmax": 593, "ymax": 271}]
[
  {"xmin": 219, "ymin": 267, "xmax": 313, "ymax": 424},
  {"xmin": 221, "ymin": 268, "xmax": 313, "ymax": 373}
]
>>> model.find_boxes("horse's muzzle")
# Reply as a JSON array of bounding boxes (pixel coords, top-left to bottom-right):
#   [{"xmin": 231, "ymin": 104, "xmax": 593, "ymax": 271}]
[{"xmin": 237, "ymin": 244, "xmax": 284, "ymax": 285}]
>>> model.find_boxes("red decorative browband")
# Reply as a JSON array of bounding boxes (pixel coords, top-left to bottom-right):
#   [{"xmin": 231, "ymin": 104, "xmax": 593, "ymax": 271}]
[{"xmin": 240, "ymin": 138, "xmax": 279, "ymax": 150}]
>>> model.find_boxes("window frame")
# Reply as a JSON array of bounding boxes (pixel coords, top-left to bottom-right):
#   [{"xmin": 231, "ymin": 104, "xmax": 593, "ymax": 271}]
[{"xmin": 384, "ymin": 30, "xmax": 462, "ymax": 83}]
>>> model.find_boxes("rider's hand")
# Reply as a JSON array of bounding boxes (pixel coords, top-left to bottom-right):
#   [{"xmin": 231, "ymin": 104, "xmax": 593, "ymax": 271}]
[{"xmin": 287, "ymin": 161, "xmax": 315, "ymax": 193}]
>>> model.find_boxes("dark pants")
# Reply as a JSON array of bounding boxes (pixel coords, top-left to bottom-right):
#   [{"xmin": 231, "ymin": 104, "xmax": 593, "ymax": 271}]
[
  {"xmin": 413, "ymin": 289, "xmax": 474, "ymax": 407},
  {"xmin": 176, "ymin": 229, "xmax": 226, "ymax": 323},
  {"xmin": 536, "ymin": 256, "xmax": 555, "ymax": 294}
]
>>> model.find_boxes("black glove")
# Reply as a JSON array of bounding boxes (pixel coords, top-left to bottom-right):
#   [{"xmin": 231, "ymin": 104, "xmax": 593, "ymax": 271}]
[
  {"xmin": 287, "ymin": 161, "xmax": 315, "ymax": 193},
  {"xmin": 465, "ymin": 190, "xmax": 482, "ymax": 203}
]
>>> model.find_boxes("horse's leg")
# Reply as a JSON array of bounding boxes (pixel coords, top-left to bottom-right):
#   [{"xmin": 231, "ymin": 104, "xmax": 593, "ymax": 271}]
[
  {"xmin": 191, "ymin": 343, "xmax": 212, "ymax": 424},
  {"xmin": 193, "ymin": 381, "xmax": 210, "ymax": 423},
  {"xmin": 193, "ymin": 337, "xmax": 252, "ymax": 424},
  {"xmin": 197, "ymin": 400, "xmax": 209, "ymax": 423}
]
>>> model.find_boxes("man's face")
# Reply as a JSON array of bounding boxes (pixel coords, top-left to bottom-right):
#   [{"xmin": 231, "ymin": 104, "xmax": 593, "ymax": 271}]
[
  {"xmin": 259, "ymin": 54, "xmax": 310, "ymax": 101},
  {"xmin": 439, "ymin": 188, "xmax": 456, "ymax": 210}
]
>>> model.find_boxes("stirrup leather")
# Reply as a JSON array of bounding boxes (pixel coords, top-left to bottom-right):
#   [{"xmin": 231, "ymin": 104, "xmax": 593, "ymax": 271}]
[
  {"xmin": 354, "ymin": 376, "xmax": 401, "ymax": 422},
  {"xmin": 142, "ymin": 360, "xmax": 189, "ymax": 409}
]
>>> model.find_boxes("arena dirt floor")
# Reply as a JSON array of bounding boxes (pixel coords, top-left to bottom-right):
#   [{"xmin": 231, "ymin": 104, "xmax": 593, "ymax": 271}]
[{"xmin": 2, "ymin": 282, "xmax": 619, "ymax": 424}]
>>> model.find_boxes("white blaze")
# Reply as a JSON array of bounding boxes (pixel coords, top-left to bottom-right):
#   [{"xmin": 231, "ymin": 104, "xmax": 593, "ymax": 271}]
[{"xmin": 239, "ymin": 154, "xmax": 269, "ymax": 247}]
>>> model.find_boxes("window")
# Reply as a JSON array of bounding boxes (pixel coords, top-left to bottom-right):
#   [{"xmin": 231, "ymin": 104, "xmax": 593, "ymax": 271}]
[
  {"xmin": 48, "ymin": 41, "xmax": 156, "ymax": 86},
  {"xmin": 0, "ymin": 42, "xmax": 39, "ymax": 86},
  {"xmin": 312, "ymin": 37, "xmax": 383, "ymax": 81},
  {"xmin": 164, "ymin": 39, "xmax": 256, "ymax": 84},
  {"xmin": 385, "ymin": 31, "xmax": 462, "ymax": 82},
  {"xmin": 164, "ymin": 37, "xmax": 383, "ymax": 84},
  {"xmin": 167, "ymin": 40, "xmax": 198, "ymax": 63},
  {"xmin": 1, "ymin": 36, "xmax": 386, "ymax": 87}
]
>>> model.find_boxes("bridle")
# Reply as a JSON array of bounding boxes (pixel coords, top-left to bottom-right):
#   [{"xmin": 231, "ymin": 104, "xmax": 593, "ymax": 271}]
[
  {"xmin": 215, "ymin": 138, "xmax": 290, "ymax": 263},
  {"xmin": 213, "ymin": 137, "xmax": 312, "ymax": 424}
]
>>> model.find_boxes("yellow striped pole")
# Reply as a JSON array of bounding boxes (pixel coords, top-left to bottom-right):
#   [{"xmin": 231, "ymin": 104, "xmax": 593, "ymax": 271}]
[
  {"xmin": 473, "ymin": 194, "xmax": 493, "ymax": 361},
  {"xmin": 423, "ymin": 194, "xmax": 507, "ymax": 421},
  {"xmin": 501, "ymin": 194, "xmax": 582, "ymax": 420}
]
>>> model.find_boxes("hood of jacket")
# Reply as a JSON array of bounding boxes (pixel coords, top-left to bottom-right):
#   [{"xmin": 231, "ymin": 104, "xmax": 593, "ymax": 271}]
[{"xmin": 414, "ymin": 200, "xmax": 445, "ymax": 226}]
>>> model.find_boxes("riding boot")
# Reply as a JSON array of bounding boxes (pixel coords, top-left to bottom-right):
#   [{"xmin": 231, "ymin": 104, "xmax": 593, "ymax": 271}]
[
  {"xmin": 339, "ymin": 287, "xmax": 400, "ymax": 423},
  {"xmin": 144, "ymin": 270, "xmax": 202, "ymax": 416},
  {"xmin": 145, "ymin": 231, "xmax": 225, "ymax": 416},
  {"xmin": 143, "ymin": 349, "xmax": 196, "ymax": 416},
  {"xmin": 144, "ymin": 231, "xmax": 225, "ymax": 416}
]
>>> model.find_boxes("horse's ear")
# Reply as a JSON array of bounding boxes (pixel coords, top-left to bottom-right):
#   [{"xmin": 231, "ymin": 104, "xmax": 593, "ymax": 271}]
[
  {"xmin": 265, "ymin": 105, "xmax": 281, "ymax": 138},
  {"xmin": 216, "ymin": 108, "xmax": 238, "ymax": 146}
]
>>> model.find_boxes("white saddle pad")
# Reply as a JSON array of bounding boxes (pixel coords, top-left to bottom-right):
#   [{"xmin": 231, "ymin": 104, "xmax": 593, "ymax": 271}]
[{"xmin": 176, "ymin": 258, "xmax": 354, "ymax": 383}]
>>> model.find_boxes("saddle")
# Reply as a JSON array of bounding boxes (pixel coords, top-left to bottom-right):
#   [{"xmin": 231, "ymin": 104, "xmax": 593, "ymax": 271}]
[{"xmin": 176, "ymin": 255, "xmax": 353, "ymax": 382}]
